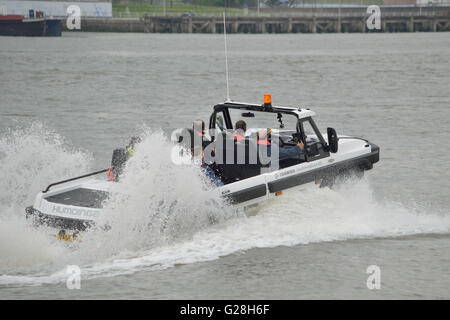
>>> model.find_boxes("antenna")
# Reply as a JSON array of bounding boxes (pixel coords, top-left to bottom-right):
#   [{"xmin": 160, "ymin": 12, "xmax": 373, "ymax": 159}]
[{"xmin": 223, "ymin": 12, "xmax": 230, "ymax": 102}]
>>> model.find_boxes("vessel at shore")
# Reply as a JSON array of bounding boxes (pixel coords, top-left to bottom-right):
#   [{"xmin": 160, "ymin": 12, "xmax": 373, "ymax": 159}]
[{"xmin": 0, "ymin": 14, "xmax": 61, "ymax": 36}]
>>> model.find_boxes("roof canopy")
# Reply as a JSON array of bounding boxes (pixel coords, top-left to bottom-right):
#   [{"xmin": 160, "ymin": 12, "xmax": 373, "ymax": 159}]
[{"xmin": 214, "ymin": 101, "xmax": 316, "ymax": 119}]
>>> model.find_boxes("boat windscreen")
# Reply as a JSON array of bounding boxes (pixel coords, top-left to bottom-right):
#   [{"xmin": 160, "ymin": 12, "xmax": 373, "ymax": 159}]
[{"xmin": 227, "ymin": 109, "xmax": 298, "ymax": 133}]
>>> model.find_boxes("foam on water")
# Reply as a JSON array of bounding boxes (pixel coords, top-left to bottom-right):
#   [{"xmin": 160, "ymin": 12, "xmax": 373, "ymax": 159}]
[
  {"xmin": 0, "ymin": 123, "xmax": 92, "ymax": 274},
  {"xmin": 77, "ymin": 128, "xmax": 235, "ymax": 259},
  {"xmin": 0, "ymin": 123, "xmax": 92, "ymax": 213},
  {"xmin": 1, "ymin": 125, "xmax": 449, "ymax": 287}
]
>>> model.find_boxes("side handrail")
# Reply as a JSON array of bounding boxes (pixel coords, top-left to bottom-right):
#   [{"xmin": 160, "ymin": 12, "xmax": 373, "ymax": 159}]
[{"xmin": 42, "ymin": 168, "xmax": 109, "ymax": 193}]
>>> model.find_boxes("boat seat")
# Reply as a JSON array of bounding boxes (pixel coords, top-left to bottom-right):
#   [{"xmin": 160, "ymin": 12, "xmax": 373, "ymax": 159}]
[
  {"xmin": 214, "ymin": 134, "xmax": 262, "ymax": 184},
  {"xmin": 178, "ymin": 128, "xmax": 211, "ymax": 150}
]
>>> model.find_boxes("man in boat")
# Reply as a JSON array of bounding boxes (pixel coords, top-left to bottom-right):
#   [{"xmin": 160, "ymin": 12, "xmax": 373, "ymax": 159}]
[
  {"xmin": 192, "ymin": 120, "xmax": 211, "ymax": 149},
  {"xmin": 126, "ymin": 136, "xmax": 140, "ymax": 156},
  {"xmin": 193, "ymin": 119, "xmax": 206, "ymax": 137},
  {"xmin": 257, "ymin": 128, "xmax": 305, "ymax": 166},
  {"xmin": 110, "ymin": 136, "xmax": 141, "ymax": 181},
  {"xmin": 233, "ymin": 120, "xmax": 246, "ymax": 142}
]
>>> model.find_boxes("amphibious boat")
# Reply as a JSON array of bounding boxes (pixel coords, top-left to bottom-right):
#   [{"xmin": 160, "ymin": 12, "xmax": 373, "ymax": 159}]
[{"xmin": 25, "ymin": 95, "xmax": 379, "ymax": 242}]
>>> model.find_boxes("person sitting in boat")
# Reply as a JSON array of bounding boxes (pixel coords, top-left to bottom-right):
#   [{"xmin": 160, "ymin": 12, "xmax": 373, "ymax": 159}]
[
  {"xmin": 193, "ymin": 119, "xmax": 206, "ymax": 137},
  {"xmin": 257, "ymin": 129, "xmax": 305, "ymax": 164},
  {"xmin": 192, "ymin": 120, "xmax": 211, "ymax": 149},
  {"xmin": 109, "ymin": 136, "xmax": 141, "ymax": 181},
  {"xmin": 192, "ymin": 145, "xmax": 223, "ymax": 186},
  {"xmin": 234, "ymin": 120, "xmax": 247, "ymax": 142},
  {"xmin": 126, "ymin": 136, "xmax": 140, "ymax": 156}
]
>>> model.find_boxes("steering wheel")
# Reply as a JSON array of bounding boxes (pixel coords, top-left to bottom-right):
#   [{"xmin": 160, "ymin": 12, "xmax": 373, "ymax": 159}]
[
  {"xmin": 305, "ymin": 141, "xmax": 323, "ymax": 154},
  {"xmin": 291, "ymin": 132, "xmax": 303, "ymax": 144}
]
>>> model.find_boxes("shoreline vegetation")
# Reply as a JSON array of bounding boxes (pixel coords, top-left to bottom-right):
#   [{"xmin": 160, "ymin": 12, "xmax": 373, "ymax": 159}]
[
  {"xmin": 111, "ymin": 0, "xmax": 385, "ymax": 18},
  {"xmin": 65, "ymin": 1, "xmax": 450, "ymax": 33}
]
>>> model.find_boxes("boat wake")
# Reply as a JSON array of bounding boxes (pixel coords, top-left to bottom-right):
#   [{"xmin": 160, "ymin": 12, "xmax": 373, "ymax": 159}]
[{"xmin": 1, "ymin": 123, "xmax": 449, "ymax": 287}]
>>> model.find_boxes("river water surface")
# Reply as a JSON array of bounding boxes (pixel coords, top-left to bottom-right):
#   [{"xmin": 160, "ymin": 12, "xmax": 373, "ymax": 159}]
[{"xmin": 0, "ymin": 32, "xmax": 449, "ymax": 299}]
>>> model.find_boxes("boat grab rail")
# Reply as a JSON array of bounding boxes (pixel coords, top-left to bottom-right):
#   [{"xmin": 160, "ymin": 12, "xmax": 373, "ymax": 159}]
[{"xmin": 42, "ymin": 168, "xmax": 109, "ymax": 193}]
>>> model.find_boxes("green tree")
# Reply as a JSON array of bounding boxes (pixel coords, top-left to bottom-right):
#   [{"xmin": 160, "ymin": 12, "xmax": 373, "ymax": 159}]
[{"xmin": 265, "ymin": 0, "xmax": 281, "ymax": 7}]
